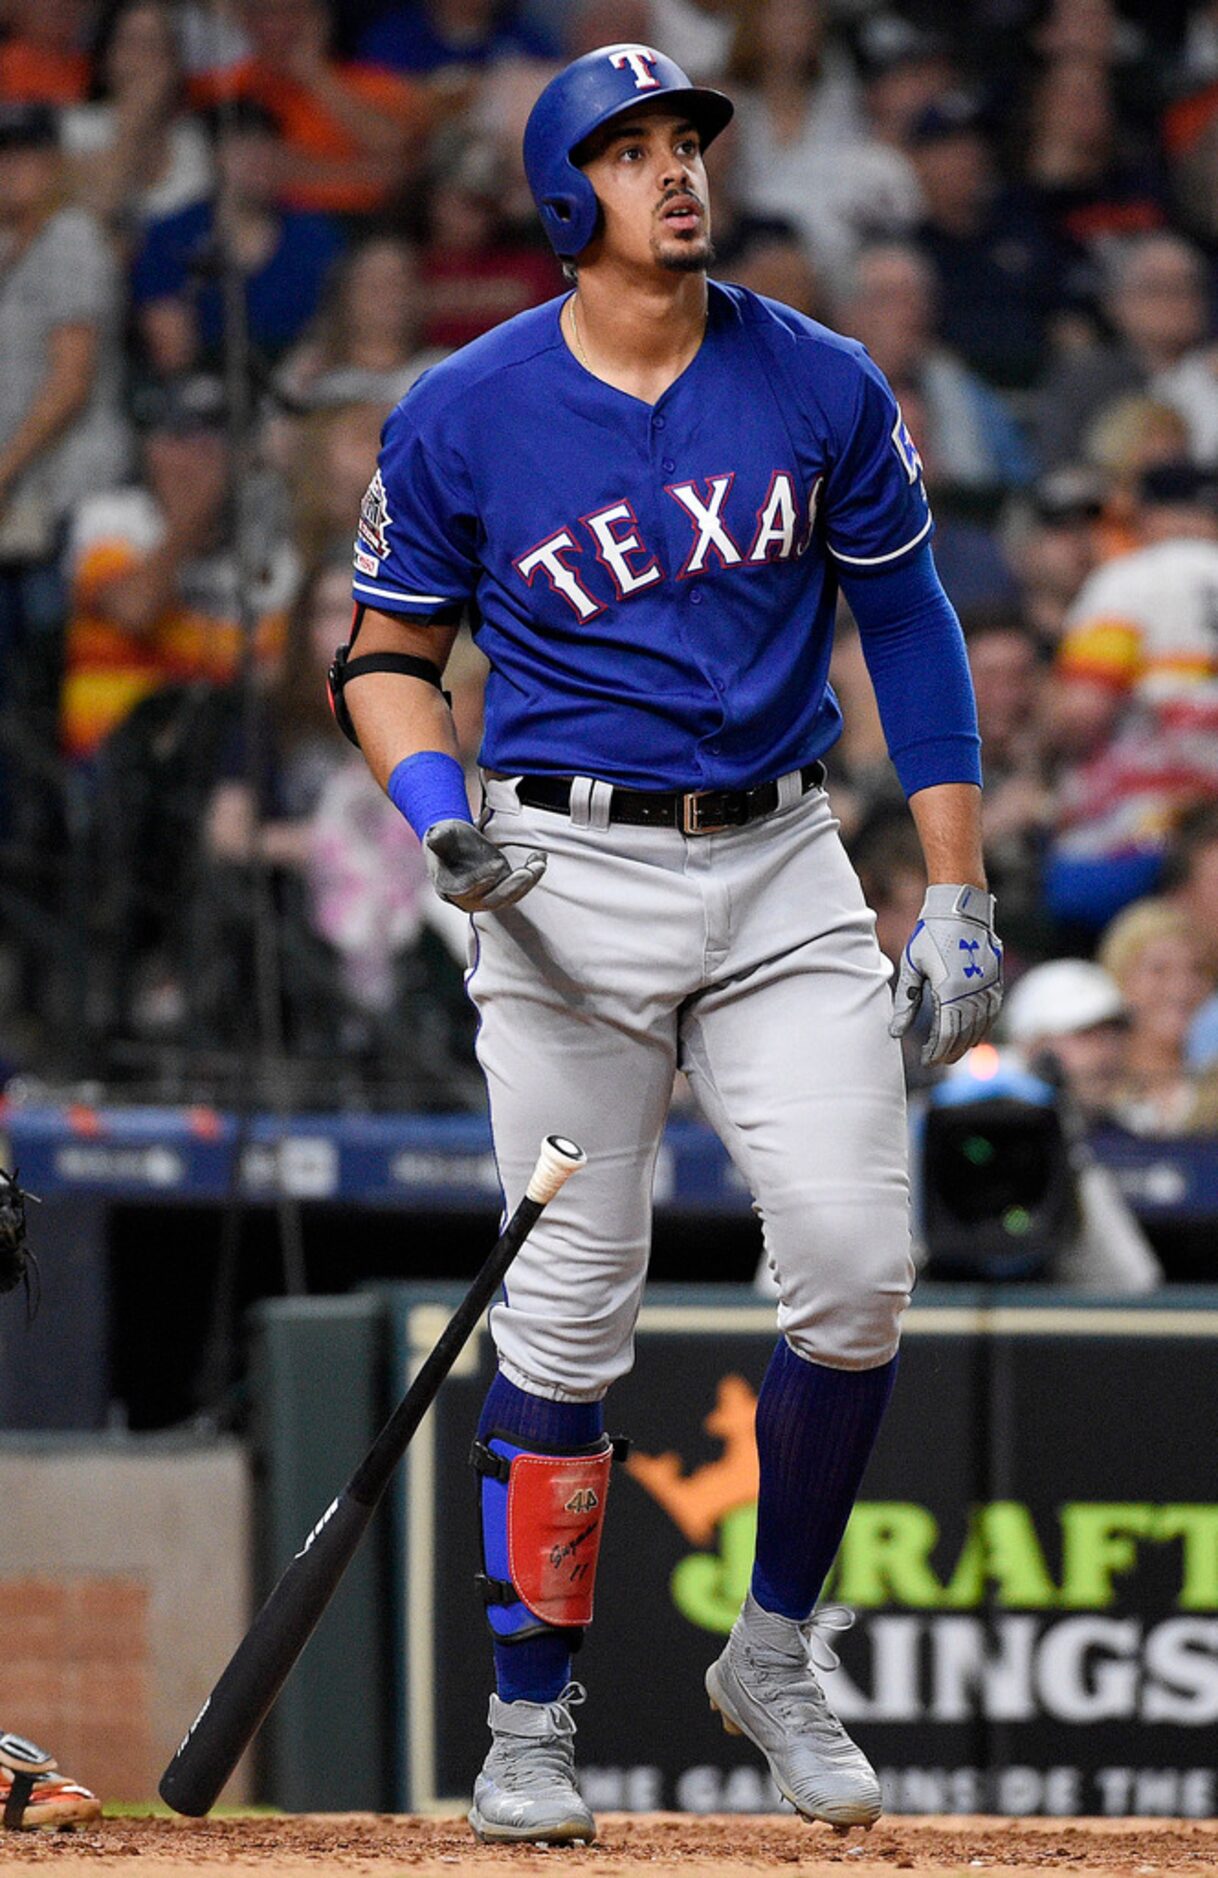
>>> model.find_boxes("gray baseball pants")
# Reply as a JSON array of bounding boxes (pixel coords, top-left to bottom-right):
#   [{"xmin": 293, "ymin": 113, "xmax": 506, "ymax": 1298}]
[{"xmin": 469, "ymin": 770, "xmax": 913, "ymax": 1400}]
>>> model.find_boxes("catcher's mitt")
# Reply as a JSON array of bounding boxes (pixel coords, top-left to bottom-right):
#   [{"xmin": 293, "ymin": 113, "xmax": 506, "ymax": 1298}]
[{"xmin": 0, "ymin": 1168, "xmax": 39, "ymax": 1320}]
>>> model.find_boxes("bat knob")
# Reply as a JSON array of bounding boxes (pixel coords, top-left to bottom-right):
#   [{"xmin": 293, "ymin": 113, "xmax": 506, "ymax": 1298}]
[{"xmin": 527, "ymin": 1136, "xmax": 587, "ymax": 1205}]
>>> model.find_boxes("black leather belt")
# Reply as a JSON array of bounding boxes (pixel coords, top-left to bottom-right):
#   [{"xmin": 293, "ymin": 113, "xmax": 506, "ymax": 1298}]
[{"xmin": 511, "ymin": 761, "xmax": 826, "ymax": 835}]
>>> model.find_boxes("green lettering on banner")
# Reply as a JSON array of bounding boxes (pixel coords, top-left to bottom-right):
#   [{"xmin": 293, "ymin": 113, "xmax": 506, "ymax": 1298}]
[
  {"xmin": 942, "ymin": 1502, "xmax": 1059, "ymax": 1609},
  {"xmin": 833, "ymin": 1503, "xmax": 944, "ymax": 1608},
  {"xmin": 664, "ymin": 1500, "xmax": 1218, "ymax": 1634},
  {"xmin": 1152, "ymin": 1506, "xmax": 1218, "ymax": 1609},
  {"xmin": 1059, "ymin": 1503, "xmax": 1155, "ymax": 1607},
  {"xmin": 670, "ymin": 1503, "xmax": 757, "ymax": 1633}
]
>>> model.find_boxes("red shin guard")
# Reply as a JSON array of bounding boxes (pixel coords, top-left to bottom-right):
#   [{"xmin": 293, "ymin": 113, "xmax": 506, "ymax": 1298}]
[{"xmin": 474, "ymin": 1433, "xmax": 620, "ymax": 1633}]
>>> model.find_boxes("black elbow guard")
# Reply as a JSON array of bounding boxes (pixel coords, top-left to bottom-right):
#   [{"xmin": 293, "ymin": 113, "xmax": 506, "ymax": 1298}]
[{"xmin": 326, "ymin": 642, "xmax": 451, "ymax": 748}]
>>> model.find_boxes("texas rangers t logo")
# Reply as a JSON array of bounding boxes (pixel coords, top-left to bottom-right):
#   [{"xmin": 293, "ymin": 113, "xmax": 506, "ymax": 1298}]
[{"xmin": 610, "ymin": 46, "xmax": 661, "ymax": 89}]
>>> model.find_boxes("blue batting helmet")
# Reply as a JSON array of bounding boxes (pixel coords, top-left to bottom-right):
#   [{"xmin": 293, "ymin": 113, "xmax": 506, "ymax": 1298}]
[{"xmin": 523, "ymin": 44, "xmax": 733, "ymax": 259}]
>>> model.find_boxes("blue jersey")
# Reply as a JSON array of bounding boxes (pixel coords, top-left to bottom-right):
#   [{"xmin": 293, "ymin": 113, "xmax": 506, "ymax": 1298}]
[{"xmin": 354, "ymin": 280, "xmax": 934, "ymax": 792}]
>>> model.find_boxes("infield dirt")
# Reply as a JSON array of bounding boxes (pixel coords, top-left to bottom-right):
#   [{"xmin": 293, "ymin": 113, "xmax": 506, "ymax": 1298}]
[{"xmin": 2, "ymin": 1813, "xmax": 1216, "ymax": 1878}]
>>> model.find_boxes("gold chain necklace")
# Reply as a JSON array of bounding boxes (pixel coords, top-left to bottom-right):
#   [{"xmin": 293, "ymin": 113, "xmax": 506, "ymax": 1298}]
[
  {"xmin": 569, "ymin": 293, "xmax": 709, "ymax": 376},
  {"xmin": 570, "ymin": 293, "xmax": 592, "ymax": 370}
]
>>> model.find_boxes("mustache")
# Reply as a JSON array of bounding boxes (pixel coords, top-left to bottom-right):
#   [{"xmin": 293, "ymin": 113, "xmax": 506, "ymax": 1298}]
[{"xmin": 658, "ymin": 186, "xmax": 705, "ymax": 213}]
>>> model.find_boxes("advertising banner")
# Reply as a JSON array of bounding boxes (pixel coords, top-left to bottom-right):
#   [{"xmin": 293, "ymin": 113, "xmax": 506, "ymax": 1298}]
[{"xmin": 395, "ymin": 1294, "xmax": 1218, "ymax": 1818}]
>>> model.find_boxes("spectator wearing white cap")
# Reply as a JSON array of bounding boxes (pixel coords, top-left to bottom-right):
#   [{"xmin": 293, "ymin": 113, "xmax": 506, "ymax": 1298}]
[
  {"xmin": 1003, "ymin": 956, "xmax": 1130, "ymax": 1124},
  {"xmin": 1000, "ymin": 956, "xmax": 1162, "ymax": 1292}
]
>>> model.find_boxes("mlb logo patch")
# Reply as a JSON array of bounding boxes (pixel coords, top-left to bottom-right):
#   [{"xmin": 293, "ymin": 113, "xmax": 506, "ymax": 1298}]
[{"xmin": 358, "ymin": 468, "xmax": 392, "ymax": 558}]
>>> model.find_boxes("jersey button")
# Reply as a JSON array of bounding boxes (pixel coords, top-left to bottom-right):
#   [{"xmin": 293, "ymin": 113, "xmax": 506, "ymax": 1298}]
[
  {"xmin": 652, "ymin": 414, "xmax": 666, "ymax": 430},
  {"xmin": 662, "ymin": 457, "xmax": 675, "ymax": 473},
  {"xmin": 689, "ymin": 588, "xmax": 703, "ymax": 604}
]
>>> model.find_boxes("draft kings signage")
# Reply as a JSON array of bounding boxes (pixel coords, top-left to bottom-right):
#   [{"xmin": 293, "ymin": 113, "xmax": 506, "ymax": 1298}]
[{"xmin": 399, "ymin": 1296, "xmax": 1218, "ymax": 1816}]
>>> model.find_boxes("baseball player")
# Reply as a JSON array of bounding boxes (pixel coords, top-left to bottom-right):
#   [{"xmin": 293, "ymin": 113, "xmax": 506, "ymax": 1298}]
[{"xmin": 334, "ymin": 45, "xmax": 1002, "ymax": 1842}]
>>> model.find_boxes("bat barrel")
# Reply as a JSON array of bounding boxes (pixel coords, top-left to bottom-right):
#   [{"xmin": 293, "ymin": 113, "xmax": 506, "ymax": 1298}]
[{"xmin": 159, "ymin": 1492, "xmax": 373, "ymax": 1815}]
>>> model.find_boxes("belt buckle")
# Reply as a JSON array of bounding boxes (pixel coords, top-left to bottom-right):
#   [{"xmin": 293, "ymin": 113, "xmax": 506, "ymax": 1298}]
[{"xmin": 681, "ymin": 791, "xmax": 730, "ymax": 836}]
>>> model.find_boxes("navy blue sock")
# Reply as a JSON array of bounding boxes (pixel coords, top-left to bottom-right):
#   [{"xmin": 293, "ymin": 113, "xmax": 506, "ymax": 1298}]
[
  {"xmin": 478, "ymin": 1371, "xmax": 604, "ymax": 1704},
  {"xmin": 751, "ymin": 1339, "xmax": 898, "ymax": 1621}
]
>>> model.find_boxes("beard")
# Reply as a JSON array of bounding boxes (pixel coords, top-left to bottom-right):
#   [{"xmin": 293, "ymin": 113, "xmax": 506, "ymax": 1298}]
[{"xmin": 656, "ymin": 234, "xmax": 715, "ymax": 273}]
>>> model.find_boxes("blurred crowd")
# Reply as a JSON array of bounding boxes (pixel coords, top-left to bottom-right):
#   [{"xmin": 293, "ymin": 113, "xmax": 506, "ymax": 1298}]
[{"xmin": 1, "ymin": 0, "xmax": 1218, "ymax": 1139}]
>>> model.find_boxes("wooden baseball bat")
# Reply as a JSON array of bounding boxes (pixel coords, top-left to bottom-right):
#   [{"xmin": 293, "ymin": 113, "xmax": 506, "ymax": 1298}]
[{"xmin": 159, "ymin": 1134, "xmax": 587, "ymax": 1817}]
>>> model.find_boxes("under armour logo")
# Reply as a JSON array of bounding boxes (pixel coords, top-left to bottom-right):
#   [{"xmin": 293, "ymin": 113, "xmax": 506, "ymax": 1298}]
[
  {"xmin": 610, "ymin": 46, "xmax": 661, "ymax": 90},
  {"xmin": 959, "ymin": 938, "xmax": 982, "ymax": 979}
]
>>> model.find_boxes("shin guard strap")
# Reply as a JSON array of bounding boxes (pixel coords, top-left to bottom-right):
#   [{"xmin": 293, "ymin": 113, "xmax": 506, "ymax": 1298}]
[
  {"xmin": 3, "ymin": 1774, "xmax": 34, "ymax": 1832},
  {"xmin": 0, "ymin": 1737, "xmax": 52, "ymax": 1834}
]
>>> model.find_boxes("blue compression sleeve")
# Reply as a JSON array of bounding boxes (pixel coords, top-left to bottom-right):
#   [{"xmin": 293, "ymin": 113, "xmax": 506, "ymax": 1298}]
[
  {"xmin": 386, "ymin": 750, "xmax": 472, "ymax": 840},
  {"xmin": 839, "ymin": 543, "xmax": 981, "ymax": 797}
]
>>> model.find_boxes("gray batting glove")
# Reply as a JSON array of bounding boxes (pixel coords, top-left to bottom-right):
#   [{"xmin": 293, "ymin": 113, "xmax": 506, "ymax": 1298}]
[
  {"xmin": 889, "ymin": 883, "xmax": 1004, "ymax": 1067},
  {"xmin": 423, "ymin": 818, "xmax": 546, "ymax": 913}
]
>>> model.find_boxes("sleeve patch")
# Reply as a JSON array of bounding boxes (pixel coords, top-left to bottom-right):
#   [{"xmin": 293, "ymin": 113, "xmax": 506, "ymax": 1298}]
[
  {"xmin": 890, "ymin": 406, "xmax": 924, "ymax": 485},
  {"xmin": 358, "ymin": 468, "xmax": 392, "ymax": 560}
]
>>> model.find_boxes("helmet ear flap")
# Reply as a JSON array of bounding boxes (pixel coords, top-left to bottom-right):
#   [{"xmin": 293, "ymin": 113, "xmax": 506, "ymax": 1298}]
[{"xmin": 539, "ymin": 169, "xmax": 600, "ymax": 259}]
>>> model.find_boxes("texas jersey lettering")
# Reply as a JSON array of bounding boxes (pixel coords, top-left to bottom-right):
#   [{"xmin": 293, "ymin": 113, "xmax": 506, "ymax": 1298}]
[
  {"xmin": 514, "ymin": 469, "xmax": 825, "ymax": 618},
  {"xmin": 353, "ymin": 282, "xmax": 932, "ymax": 792}
]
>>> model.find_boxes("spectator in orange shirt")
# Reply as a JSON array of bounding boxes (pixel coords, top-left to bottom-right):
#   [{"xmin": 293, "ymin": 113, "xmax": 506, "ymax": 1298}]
[
  {"xmin": 62, "ymin": 378, "xmax": 295, "ymax": 763},
  {"xmin": 0, "ymin": 0, "xmax": 96, "ymax": 106},
  {"xmin": 192, "ymin": 0, "xmax": 432, "ymax": 217}
]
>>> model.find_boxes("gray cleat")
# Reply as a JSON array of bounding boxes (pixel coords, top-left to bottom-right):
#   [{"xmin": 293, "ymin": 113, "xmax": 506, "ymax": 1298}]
[
  {"xmin": 705, "ymin": 1593, "xmax": 881, "ymax": 1827},
  {"xmin": 469, "ymin": 1681, "xmax": 597, "ymax": 1844}
]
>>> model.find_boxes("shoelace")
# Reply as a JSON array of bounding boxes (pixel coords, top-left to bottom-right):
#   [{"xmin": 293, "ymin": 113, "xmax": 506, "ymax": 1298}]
[
  {"xmin": 800, "ymin": 1604, "xmax": 856, "ymax": 1675},
  {"xmin": 758, "ymin": 1607, "xmax": 857, "ymax": 1730},
  {"xmin": 493, "ymin": 1682, "xmax": 586, "ymax": 1794}
]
